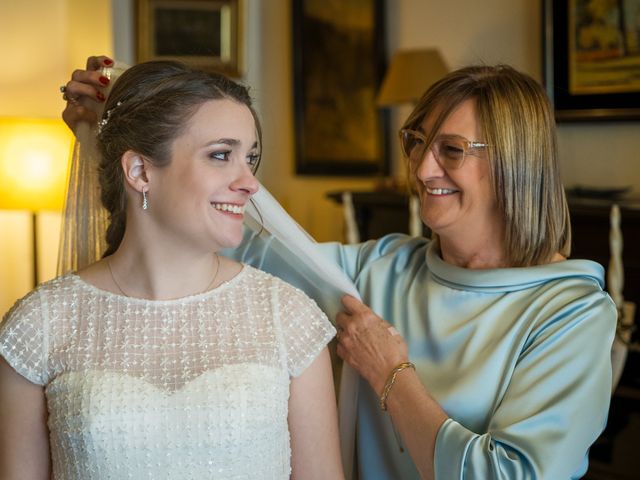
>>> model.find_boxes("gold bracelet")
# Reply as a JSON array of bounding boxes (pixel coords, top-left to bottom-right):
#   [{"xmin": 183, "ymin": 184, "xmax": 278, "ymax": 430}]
[{"xmin": 379, "ymin": 361, "xmax": 415, "ymax": 411}]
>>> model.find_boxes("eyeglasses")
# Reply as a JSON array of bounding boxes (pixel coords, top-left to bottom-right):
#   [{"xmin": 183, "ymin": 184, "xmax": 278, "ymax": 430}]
[{"xmin": 399, "ymin": 129, "xmax": 490, "ymax": 170}]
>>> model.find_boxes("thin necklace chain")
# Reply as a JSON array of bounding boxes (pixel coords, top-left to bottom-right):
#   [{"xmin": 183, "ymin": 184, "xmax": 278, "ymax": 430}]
[{"xmin": 107, "ymin": 253, "xmax": 220, "ymax": 298}]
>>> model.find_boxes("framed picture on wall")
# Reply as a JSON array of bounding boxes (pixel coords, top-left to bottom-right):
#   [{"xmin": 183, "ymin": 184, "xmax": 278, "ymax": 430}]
[
  {"xmin": 292, "ymin": 0, "xmax": 389, "ymax": 175},
  {"xmin": 543, "ymin": 0, "xmax": 640, "ymax": 121},
  {"xmin": 136, "ymin": 0, "xmax": 241, "ymax": 77}
]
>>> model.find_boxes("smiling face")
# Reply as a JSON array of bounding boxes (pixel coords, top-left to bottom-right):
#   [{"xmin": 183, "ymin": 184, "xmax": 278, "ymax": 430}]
[
  {"xmin": 412, "ymin": 98, "xmax": 504, "ymax": 249},
  {"xmin": 145, "ymin": 98, "xmax": 259, "ymax": 252}
]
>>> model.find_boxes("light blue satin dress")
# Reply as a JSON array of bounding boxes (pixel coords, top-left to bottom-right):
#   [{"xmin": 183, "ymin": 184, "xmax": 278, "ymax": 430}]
[{"xmin": 227, "ymin": 231, "xmax": 617, "ymax": 479}]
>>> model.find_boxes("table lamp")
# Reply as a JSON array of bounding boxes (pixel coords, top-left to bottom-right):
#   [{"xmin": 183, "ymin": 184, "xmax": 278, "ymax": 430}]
[
  {"xmin": 377, "ymin": 48, "xmax": 449, "ymax": 106},
  {"xmin": 0, "ymin": 118, "xmax": 73, "ymax": 286}
]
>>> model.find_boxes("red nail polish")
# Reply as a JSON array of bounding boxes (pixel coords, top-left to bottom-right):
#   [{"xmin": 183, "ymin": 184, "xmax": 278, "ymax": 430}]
[
  {"xmin": 97, "ymin": 92, "xmax": 106, "ymax": 101},
  {"xmin": 99, "ymin": 76, "xmax": 110, "ymax": 85},
  {"xmin": 103, "ymin": 58, "xmax": 113, "ymax": 66}
]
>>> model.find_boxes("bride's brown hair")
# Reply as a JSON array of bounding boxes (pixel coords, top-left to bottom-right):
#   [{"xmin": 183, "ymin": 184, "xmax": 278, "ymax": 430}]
[{"xmin": 96, "ymin": 60, "xmax": 261, "ymax": 257}]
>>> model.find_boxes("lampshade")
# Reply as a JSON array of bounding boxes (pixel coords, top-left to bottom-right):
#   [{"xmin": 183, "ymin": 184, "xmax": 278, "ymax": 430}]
[
  {"xmin": 0, "ymin": 118, "xmax": 73, "ymax": 212},
  {"xmin": 377, "ymin": 49, "xmax": 449, "ymax": 106}
]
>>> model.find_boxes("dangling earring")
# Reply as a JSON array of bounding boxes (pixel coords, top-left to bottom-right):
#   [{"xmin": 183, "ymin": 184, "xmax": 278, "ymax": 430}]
[{"xmin": 142, "ymin": 188, "xmax": 149, "ymax": 210}]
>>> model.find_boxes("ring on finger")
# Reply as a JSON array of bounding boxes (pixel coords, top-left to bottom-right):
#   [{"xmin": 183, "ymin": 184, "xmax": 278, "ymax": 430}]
[
  {"xmin": 62, "ymin": 92, "xmax": 79, "ymax": 105},
  {"xmin": 60, "ymin": 85, "xmax": 79, "ymax": 104}
]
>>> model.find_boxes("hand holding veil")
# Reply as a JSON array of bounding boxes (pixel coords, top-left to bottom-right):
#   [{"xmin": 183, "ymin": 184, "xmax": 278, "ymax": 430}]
[{"xmin": 57, "ymin": 62, "xmax": 129, "ymax": 275}]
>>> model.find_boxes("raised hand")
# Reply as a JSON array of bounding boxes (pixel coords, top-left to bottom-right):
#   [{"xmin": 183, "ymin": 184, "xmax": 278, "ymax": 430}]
[{"xmin": 61, "ymin": 55, "xmax": 114, "ymax": 132}]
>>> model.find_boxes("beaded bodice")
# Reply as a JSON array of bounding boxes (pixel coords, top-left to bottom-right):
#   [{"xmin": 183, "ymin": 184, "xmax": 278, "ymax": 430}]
[{"xmin": 0, "ymin": 265, "xmax": 335, "ymax": 479}]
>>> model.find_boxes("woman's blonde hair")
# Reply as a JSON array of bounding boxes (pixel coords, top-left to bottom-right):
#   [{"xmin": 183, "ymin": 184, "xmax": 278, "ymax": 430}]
[{"xmin": 402, "ymin": 64, "xmax": 570, "ymax": 266}]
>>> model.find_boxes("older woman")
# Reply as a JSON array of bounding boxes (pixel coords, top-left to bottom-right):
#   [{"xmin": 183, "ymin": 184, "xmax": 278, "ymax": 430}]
[
  {"xmin": 323, "ymin": 65, "xmax": 617, "ymax": 479},
  {"xmin": 61, "ymin": 60, "xmax": 615, "ymax": 479}
]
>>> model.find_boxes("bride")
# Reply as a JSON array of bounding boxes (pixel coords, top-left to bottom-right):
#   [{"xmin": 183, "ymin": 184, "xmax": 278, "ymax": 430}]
[{"xmin": 0, "ymin": 60, "xmax": 344, "ymax": 479}]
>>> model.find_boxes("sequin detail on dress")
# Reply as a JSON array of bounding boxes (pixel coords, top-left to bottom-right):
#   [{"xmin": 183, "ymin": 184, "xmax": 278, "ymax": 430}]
[{"xmin": 0, "ymin": 266, "xmax": 335, "ymax": 479}]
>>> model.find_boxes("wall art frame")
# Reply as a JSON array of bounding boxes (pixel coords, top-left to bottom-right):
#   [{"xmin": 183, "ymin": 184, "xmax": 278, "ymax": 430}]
[
  {"xmin": 137, "ymin": 0, "xmax": 241, "ymax": 77},
  {"xmin": 543, "ymin": 0, "xmax": 640, "ymax": 121},
  {"xmin": 292, "ymin": 0, "xmax": 389, "ymax": 175}
]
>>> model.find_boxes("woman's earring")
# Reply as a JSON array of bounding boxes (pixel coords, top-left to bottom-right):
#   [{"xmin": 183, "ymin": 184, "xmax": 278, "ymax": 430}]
[{"xmin": 142, "ymin": 188, "xmax": 149, "ymax": 210}]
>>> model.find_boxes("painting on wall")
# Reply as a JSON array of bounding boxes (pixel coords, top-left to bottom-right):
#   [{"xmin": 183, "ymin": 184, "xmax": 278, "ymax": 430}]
[
  {"xmin": 136, "ymin": 0, "xmax": 241, "ymax": 77},
  {"xmin": 544, "ymin": 0, "xmax": 640, "ymax": 121},
  {"xmin": 292, "ymin": 0, "xmax": 389, "ymax": 175}
]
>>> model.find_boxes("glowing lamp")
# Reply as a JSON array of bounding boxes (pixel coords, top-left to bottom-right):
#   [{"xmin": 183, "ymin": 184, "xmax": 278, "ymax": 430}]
[
  {"xmin": 0, "ymin": 118, "xmax": 73, "ymax": 285},
  {"xmin": 0, "ymin": 118, "xmax": 73, "ymax": 211}
]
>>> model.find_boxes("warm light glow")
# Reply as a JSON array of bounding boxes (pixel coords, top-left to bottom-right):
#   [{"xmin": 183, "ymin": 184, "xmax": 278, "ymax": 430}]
[{"xmin": 0, "ymin": 118, "xmax": 73, "ymax": 211}]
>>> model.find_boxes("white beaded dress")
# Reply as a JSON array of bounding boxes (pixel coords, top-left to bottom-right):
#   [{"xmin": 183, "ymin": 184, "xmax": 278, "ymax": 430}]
[{"xmin": 0, "ymin": 265, "xmax": 335, "ymax": 480}]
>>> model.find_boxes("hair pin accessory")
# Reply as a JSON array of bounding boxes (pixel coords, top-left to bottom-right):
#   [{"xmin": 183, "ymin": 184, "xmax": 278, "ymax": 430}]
[{"xmin": 98, "ymin": 101, "xmax": 122, "ymax": 134}]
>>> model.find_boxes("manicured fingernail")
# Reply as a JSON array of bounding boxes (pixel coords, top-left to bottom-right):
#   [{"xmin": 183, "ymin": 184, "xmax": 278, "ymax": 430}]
[
  {"xmin": 96, "ymin": 92, "xmax": 106, "ymax": 101},
  {"xmin": 103, "ymin": 58, "xmax": 113, "ymax": 66},
  {"xmin": 99, "ymin": 76, "xmax": 110, "ymax": 85}
]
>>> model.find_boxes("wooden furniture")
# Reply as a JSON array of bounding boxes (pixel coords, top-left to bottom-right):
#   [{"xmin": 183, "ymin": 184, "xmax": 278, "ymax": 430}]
[
  {"xmin": 326, "ymin": 190, "xmax": 429, "ymax": 239},
  {"xmin": 570, "ymin": 197, "xmax": 640, "ymax": 479},
  {"xmin": 328, "ymin": 190, "xmax": 640, "ymax": 479}
]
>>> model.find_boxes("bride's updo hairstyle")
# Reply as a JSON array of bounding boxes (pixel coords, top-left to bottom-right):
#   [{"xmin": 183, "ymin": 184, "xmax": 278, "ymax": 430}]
[{"xmin": 96, "ymin": 60, "xmax": 261, "ymax": 256}]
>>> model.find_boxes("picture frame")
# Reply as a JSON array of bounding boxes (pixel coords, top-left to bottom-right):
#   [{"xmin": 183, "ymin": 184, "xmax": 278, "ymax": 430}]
[
  {"xmin": 543, "ymin": 0, "xmax": 640, "ymax": 121},
  {"xmin": 136, "ymin": 0, "xmax": 241, "ymax": 77},
  {"xmin": 292, "ymin": 0, "xmax": 389, "ymax": 175}
]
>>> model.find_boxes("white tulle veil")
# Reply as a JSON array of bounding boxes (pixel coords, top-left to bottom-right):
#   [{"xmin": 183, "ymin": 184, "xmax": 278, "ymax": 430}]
[
  {"xmin": 57, "ymin": 62, "xmax": 130, "ymax": 274},
  {"xmin": 244, "ymin": 188, "xmax": 360, "ymax": 478}
]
